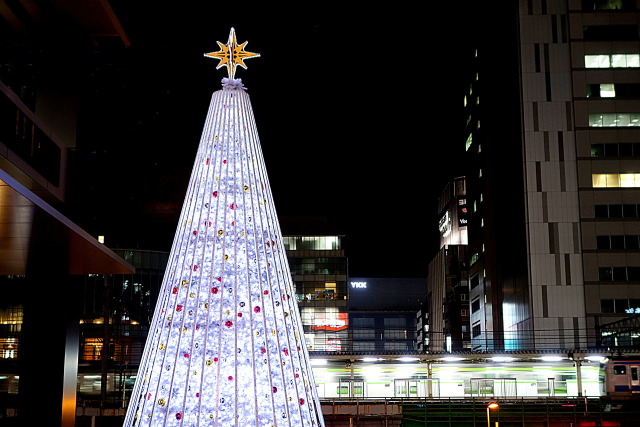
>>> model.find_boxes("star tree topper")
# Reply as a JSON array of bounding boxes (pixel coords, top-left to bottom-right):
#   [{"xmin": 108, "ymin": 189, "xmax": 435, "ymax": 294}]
[{"xmin": 204, "ymin": 27, "xmax": 260, "ymax": 79}]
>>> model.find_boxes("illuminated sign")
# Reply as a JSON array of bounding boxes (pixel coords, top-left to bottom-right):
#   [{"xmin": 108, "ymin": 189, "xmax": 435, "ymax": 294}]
[
  {"xmin": 439, "ymin": 211, "xmax": 451, "ymax": 237},
  {"xmin": 311, "ymin": 313, "xmax": 348, "ymax": 331},
  {"xmin": 351, "ymin": 281, "xmax": 367, "ymax": 289},
  {"xmin": 458, "ymin": 198, "xmax": 468, "ymax": 227},
  {"xmin": 326, "ymin": 339, "xmax": 342, "ymax": 352}
]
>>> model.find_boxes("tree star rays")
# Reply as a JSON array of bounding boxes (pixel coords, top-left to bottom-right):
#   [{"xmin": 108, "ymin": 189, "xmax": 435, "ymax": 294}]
[{"xmin": 204, "ymin": 27, "xmax": 260, "ymax": 79}]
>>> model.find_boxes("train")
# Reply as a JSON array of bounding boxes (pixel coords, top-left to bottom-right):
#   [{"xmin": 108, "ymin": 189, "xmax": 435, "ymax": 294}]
[
  {"xmin": 71, "ymin": 355, "xmax": 640, "ymax": 402},
  {"xmin": 308, "ymin": 356, "xmax": 640, "ymax": 400},
  {"xmin": 604, "ymin": 358, "xmax": 640, "ymax": 397}
]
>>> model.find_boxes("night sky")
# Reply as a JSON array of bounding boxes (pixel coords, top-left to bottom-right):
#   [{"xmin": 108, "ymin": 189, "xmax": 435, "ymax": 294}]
[{"xmin": 72, "ymin": 4, "xmax": 477, "ymax": 278}]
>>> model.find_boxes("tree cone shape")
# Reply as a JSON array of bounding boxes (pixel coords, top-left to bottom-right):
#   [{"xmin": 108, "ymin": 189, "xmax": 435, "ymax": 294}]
[{"xmin": 123, "ymin": 83, "xmax": 325, "ymax": 426}]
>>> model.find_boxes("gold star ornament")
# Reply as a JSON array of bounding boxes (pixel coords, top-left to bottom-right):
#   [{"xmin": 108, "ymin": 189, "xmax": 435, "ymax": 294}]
[{"xmin": 204, "ymin": 28, "xmax": 260, "ymax": 79}]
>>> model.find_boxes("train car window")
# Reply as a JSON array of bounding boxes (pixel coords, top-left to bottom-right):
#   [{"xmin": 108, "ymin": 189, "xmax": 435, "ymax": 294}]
[
  {"xmin": 613, "ymin": 365, "xmax": 627, "ymax": 375},
  {"xmin": 632, "ymin": 367, "xmax": 638, "ymax": 381}
]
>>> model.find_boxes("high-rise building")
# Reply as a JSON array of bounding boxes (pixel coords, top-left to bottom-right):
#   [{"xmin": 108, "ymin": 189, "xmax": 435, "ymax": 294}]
[
  {"xmin": 463, "ymin": 0, "xmax": 640, "ymax": 350},
  {"xmin": 426, "ymin": 177, "xmax": 469, "ymax": 352}
]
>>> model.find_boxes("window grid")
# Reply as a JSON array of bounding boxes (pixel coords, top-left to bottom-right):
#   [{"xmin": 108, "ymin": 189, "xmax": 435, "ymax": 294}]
[
  {"xmin": 592, "ymin": 173, "xmax": 640, "ymax": 188},
  {"xmin": 596, "ymin": 235, "xmax": 640, "ymax": 250},
  {"xmin": 591, "ymin": 143, "xmax": 640, "ymax": 157},
  {"xmin": 585, "ymin": 54, "xmax": 640, "ymax": 68},
  {"xmin": 589, "ymin": 113, "xmax": 640, "ymax": 127},
  {"xmin": 595, "ymin": 204, "xmax": 640, "ymax": 218},
  {"xmin": 598, "ymin": 266, "xmax": 640, "ymax": 281}
]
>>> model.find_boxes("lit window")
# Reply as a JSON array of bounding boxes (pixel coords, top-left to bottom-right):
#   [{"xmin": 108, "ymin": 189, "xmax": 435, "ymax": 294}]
[
  {"xmin": 465, "ymin": 133, "xmax": 472, "ymax": 151},
  {"xmin": 600, "ymin": 84, "xmax": 616, "ymax": 97},
  {"xmin": 620, "ymin": 174, "xmax": 636, "ymax": 187},
  {"xmin": 585, "ymin": 54, "xmax": 610, "ymax": 68},
  {"xmin": 592, "ymin": 173, "xmax": 640, "ymax": 188},
  {"xmin": 585, "ymin": 54, "xmax": 639, "ymax": 68},
  {"xmin": 0, "ymin": 338, "xmax": 18, "ymax": 359},
  {"xmin": 589, "ymin": 113, "xmax": 640, "ymax": 127}
]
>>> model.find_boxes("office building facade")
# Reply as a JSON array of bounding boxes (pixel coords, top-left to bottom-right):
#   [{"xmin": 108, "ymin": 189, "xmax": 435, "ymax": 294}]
[
  {"xmin": 280, "ymin": 216, "xmax": 349, "ymax": 351},
  {"xmin": 426, "ymin": 177, "xmax": 469, "ymax": 352},
  {"xmin": 348, "ymin": 277, "xmax": 426, "ymax": 352},
  {"xmin": 463, "ymin": 0, "xmax": 640, "ymax": 350}
]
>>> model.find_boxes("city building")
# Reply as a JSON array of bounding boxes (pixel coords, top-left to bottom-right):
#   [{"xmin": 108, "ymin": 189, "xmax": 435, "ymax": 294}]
[
  {"xmin": 280, "ymin": 216, "xmax": 349, "ymax": 351},
  {"xmin": 425, "ymin": 177, "xmax": 469, "ymax": 352},
  {"xmin": 348, "ymin": 277, "xmax": 426, "ymax": 352},
  {"xmin": 0, "ymin": 2, "xmax": 135, "ymax": 425},
  {"xmin": 462, "ymin": 0, "xmax": 640, "ymax": 350},
  {"xmin": 75, "ymin": 249, "xmax": 168, "ymax": 408}
]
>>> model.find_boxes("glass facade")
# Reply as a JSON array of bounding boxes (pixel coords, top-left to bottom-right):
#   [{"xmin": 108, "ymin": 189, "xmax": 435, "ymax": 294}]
[{"xmin": 285, "ymin": 234, "xmax": 349, "ymax": 352}]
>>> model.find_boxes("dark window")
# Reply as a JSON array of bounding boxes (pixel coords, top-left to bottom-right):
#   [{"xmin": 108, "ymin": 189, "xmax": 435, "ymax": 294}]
[
  {"xmin": 0, "ymin": 94, "xmax": 61, "ymax": 185},
  {"xmin": 583, "ymin": 25, "xmax": 638, "ymax": 41},
  {"xmin": 628, "ymin": 267, "xmax": 640, "ymax": 281},
  {"xmin": 620, "ymin": 143, "xmax": 633, "ymax": 156},
  {"xmin": 609, "ymin": 205, "xmax": 623, "ymax": 218},
  {"xmin": 613, "ymin": 365, "xmax": 627, "ymax": 375},
  {"xmin": 471, "ymin": 298, "xmax": 480, "ymax": 313},
  {"xmin": 618, "ymin": 84, "xmax": 640, "ymax": 98},
  {"xmin": 611, "ymin": 235, "xmax": 625, "ymax": 249},
  {"xmin": 470, "ymin": 274, "xmax": 479, "ymax": 290},
  {"xmin": 605, "ymin": 144, "xmax": 620, "ymax": 157},
  {"xmin": 591, "ymin": 143, "xmax": 605, "ymax": 157},
  {"xmin": 597, "ymin": 235, "xmax": 611, "ymax": 249},
  {"xmin": 595, "ymin": 205, "xmax": 609, "ymax": 218},
  {"xmin": 615, "ymin": 299, "xmax": 629, "ymax": 313},
  {"xmin": 591, "ymin": 141, "xmax": 640, "ymax": 156},
  {"xmin": 583, "ymin": 0, "xmax": 635, "ymax": 10},
  {"xmin": 623, "ymin": 204, "xmax": 638, "ymax": 218},
  {"xmin": 599, "ymin": 267, "xmax": 613, "ymax": 281},
  {"xmin": 626, "ymin": 236, "xmax": 640, "ymax": 250},
  {"xmin": 601, "ymin": 299, "xmax": 614, "ymax": 313},
  {"xmin": 613, "ymin": 267, "xmax": 627, "ymax": 281},
  {"xmin": 587, "ymin": 84, "xmax": 600, "ymax": 99}
]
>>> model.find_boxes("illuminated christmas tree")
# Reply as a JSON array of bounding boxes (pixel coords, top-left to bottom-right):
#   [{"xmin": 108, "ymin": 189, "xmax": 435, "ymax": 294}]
[{"xmin": 123, "ymin": 28, "xmax": 325, "ymax": 426}]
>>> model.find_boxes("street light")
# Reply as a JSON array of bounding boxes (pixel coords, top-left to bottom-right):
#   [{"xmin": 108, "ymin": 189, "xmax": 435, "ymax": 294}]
[{"xmin": 486, "ymin": 401, "xmax": 499, "ymax": 427}]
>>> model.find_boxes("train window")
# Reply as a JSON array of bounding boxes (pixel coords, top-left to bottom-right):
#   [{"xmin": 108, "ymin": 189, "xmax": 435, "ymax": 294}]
[
  {"xmin": 632, "ymin": 367, "xmax": 639, "ymax": 381},
  {"xmin": 613, "ymin": 365, "xmax": 627, "ymax": 375}
]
